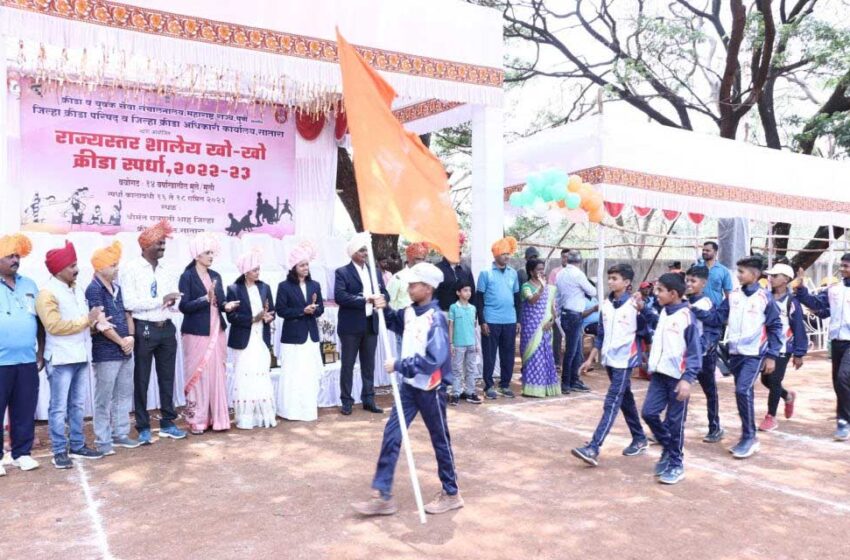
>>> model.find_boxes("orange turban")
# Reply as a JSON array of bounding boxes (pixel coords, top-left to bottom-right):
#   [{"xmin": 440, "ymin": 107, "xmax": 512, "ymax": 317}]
[
  {"xmin": 0, "ymin": 233, "xmax": 32, "ymax": 259},
  {"xmin": 138, "ymin": 219, "xmax": 174, "ymax": 250},
  {"xmin": 91, "ymin": 240, "xmax": 122, "ymax": 272},
  {"xmin": 405, "ymin": 242, "xmax": 429, "ymax": 262},
  {"xmin": 491, "ymin": 236, "xmax": 518, "ymax": 257}
]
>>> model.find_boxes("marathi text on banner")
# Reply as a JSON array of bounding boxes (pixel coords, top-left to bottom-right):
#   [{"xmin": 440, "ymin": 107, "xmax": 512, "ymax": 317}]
[{"xmin": 19, "ymin": 81, "xmax": 297, "ymax": 237}]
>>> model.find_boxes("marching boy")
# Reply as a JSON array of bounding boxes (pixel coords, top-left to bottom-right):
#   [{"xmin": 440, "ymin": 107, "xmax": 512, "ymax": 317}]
[
  {"xmin": 641, "ymin": 273, "xmax": 702, "ymax": 485},
  {"xmin": 717, "ymin": 256, "xmax": 782, "ymax": 459},
  {"xmin": 684, "ymin": 265, "xmax": 725, "ymax": 443},
  {"xmin": 794, "ymin": 254, "xmax": 850, "ymax": 441},
  {"xmin": 571, "ymin": 264, "xmax": 655, "ymax": 467},
  {"xmin": 352, "ymin": 262, "xmax": 463, "ymax": 516}
]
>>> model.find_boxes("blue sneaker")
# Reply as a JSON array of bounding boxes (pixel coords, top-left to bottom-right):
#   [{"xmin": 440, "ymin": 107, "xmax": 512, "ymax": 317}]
[
  {"xmin": 654, "ymin": 451, "xmax": 670, "ymax": 476},
  {"xmin": 159, "ymin": 426, "xmax": 187, "ymax": 440},
  {"xmin": 658, "ymin": 465, "xmax": 685, "ymax": 485},
  {"xmin": 730, "ymin": 438, "xmax": 760, "ymax": 459},
  {"xmin": 570, "ymin": 445, "xmax": 599, "ymax": 467},
  {"xmin": 622, "ymin": 438, "xmax": 648, "ymax": 456},
  {"xmin": 834, "ymin": 420, "xmax": 850, "ymax": 441},
  {"xmin": 138, "ymin": 429, "xmax": 154, "ymax": 445}
]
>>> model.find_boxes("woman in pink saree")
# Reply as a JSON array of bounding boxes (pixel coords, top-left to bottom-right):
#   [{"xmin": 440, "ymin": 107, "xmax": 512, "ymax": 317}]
[{"xmin": 178, "ymin": 233, "xmax": 237, "ymax": 434}]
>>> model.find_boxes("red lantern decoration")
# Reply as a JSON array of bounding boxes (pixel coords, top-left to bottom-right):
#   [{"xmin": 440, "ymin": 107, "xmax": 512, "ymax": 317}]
[
  {"xmin": 662, "ymin": 209, "xmax": 681, "ymax": 221},
  {"xmin": 334, "ymin": 109, "xmax": 348, "ymax": 140},
  {"xmin": 604, "ymin": 201, "xmax": 625, "ymax": 218},
  {"xmin": 688, "ymin": 213, "xmax": 705, "ymax": 225},
  {"xmin": 633, "ymin": 206, "xmax": 651, "ymax": 218},
  {"xmin": 296, "ymin": 111, "xmax": 326, "ymax": 141}
]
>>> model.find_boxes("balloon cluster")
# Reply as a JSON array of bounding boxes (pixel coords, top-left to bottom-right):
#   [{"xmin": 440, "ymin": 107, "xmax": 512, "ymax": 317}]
[{"xmin": 508, "ymin": 169, "xmax": 605, "ymax": 224}]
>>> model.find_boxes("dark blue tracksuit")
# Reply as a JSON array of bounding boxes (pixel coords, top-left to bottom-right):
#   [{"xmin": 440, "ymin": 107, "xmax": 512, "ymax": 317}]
[
  {"xmin": 641, "ymin": 302, "xmax": 703, "ymax": 469},
  {"xmin": 689, "ymin": 293, "xmax": 724, "ymax": 433},
  {"xmin": 371, "ymin": 300, "xmax": 458, "ymax": 497},
  {"xmin": 760, "ymin": 293, "xmax": 808, "ymax": 417},
  {"xmin": 717, "ymin": 284, "xmax": 783, "ymax": 441},
  {"xmin": 586, "ymin": 292, "xmax": 654, "ymax": 452}
]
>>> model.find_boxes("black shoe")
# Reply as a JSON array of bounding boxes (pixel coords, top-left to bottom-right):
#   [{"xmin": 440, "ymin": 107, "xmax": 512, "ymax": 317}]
[
  {"xmin": 449, "ymin": 394, "xmax": 460, "ymax": 406},
  {"xmin": 654, "ymin": 451, "xmax": 671, "ymax": 477},
  {"xmin": 363, "ymin": 403, "xmax": 384, "ymax": 414},
  {"xmin": 52, "ymin": 453, "xmax": 73, "ymax": 470},
  {"xmin": 69, "ymin": 446, "xmax": 104, "ymax": 460},
  {"xmin": 458, "ymin": 392, "xmax": 469, "ymax": 400},
  {"xmin": 622, "ymin": 438, "xmax": 648, "ymax": 456},
  {"xmin": 571, "ymin": 381, "xmax": 591, "ymax": 393},
  {"xmin": 702, "ymin": 427, "xmax": 725, "ymax": 443},
  {"xmin": 465, "ymin": 393, "xmax": 483, "ymax": 404},
  {"xmin": 571, "ymin": 445, "xmax": 599, "ymax": 467},
  {"xmin": 341, "ymin": 404, "xmax": 353, "ymax": 416},
  {"xmin": 561, "ymin": 385, "xmax": 572, "ymax": 395}
]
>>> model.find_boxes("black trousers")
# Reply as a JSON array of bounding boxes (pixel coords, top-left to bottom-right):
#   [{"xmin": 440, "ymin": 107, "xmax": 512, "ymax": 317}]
[
  {"xmin": 0, "ymin": 363, "xmax": 39, "ymax": 459},
  {"xmin": 339, "ymin": 326, "xmax": 378, "ymax": 407},
  {"xmin": 760, "ymin": 354, "xmax": 791, "ymax": 417},
  {"xmin": 831, "ymin": 340, "xmax": 850, "ymax": 423},
  {"xmin": 133, "ymin": 320, "xmax": 178, "ymax": 431}
]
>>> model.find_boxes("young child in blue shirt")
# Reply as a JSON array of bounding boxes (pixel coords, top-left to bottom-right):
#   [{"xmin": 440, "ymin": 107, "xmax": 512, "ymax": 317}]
[
  {"xmin": 449, "ymin": 280, "xmax": 481, "ymax": 405},
  {"xmin": 685, "ymin": 265, "xmax": 725, "ymax": 443},
  {"xmin": 717, "ymin": 256, "xmax": 782, "ymax": 459},
  {"xmin": 758, "ymin": 263, "xmax": 807, "ymax": 432},
  {"xmin": 641, "ymin": 273, "xmax": 703, "ymax": 485},
  {"xmin": 571, "ymin": 263, "xmax": 654, "ymax": 467},
  {"xmin": 351, "ymin": 262, "xmax": 463, "ymax": 517}
]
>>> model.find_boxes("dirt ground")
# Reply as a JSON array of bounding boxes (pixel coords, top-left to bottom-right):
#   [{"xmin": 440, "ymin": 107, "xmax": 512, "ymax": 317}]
[{"xmin": 2, "ymin": 352, "xmax": 849, "ymax": 560}]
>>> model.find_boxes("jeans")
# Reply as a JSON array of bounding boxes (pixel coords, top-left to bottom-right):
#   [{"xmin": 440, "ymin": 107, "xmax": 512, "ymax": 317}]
[
  {"xmin": 482, "ymin": 323, "xmax": 516, "ymax": 390},
  {"xmin": 729, "ymin": 354, "xmax": 764, "ymax": 441},
  {"xmin": 560, "ymin": 310, "xmax": 584, "ymax": 388},
  {"xmin": 372, "ymin": 385, "xmax": 458, "ymax": 496},
  {"xmin": 642, "ymin": 373, "xmax": 689, "ymax": 469},
  {"xmin": 552, "ymin": 325, "xmax": 563, "ymax": 372},
  {"xmin": 830, "ymin": 340, "xmax": 850, "ymax": 423},
  {"xmin": 340, "ymin": 331, "xmax": 378, "ymax": 407},
  {"xmin": 0, "ymin": 363, "xmax": 39, "ymax": 459},
  {"xmin": 93, "ymin": 358, "xmax": 135, "ymax": 451},
  {"xmin": 133, "ymin": 320, "xmax": 178, "ymax": 432},
  {"xmin": 588, "ymin": 367, "xmax": 645, "ymax": 451},
  {"xmin": 451, "ymin": 345, "xmax": 478, "ymax": 396},
  {"xmin": 760, "ymin": 354, "xmax": 791, "ymax": 417},
  {"xmin": 697, "ymin": 350, "xmax": 721, "ymax": 433},
  {"xmin": 46, "ymin": 361, "xmax": 89, "ymax": 455}
]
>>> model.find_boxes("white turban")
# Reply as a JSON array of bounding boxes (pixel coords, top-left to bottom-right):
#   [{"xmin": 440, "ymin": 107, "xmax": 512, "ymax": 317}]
[
  {"xmin": 346, "ymin": 232, "xmax": 371, "ymax": 258},
  {"xmin": 190, "ymin": 232, "xmax": 221, "ymax": 259},
  {"xmin": 237, "ymin": 249, "xmax": 262, "ymax": 275},
  {"xmin": 408, "ymin": 262, "xmax": 444, "ymax": 288}
]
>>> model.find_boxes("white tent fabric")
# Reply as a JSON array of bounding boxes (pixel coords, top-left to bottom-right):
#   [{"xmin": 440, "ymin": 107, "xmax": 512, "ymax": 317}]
[{"xmin": 505, "ymin": 115, "xmax": 850, "ymax": 227}]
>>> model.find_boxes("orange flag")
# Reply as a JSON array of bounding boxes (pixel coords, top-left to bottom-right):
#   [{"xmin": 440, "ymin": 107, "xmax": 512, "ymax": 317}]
[{"xmin": 336, "ymin": 30, "xmax": 460, "ymax": 261}]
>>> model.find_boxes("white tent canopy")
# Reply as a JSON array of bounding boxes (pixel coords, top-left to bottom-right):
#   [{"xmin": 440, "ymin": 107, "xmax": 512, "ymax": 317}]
[{"xmin": 505, "ymin": 115, "xmax": 850, "ymax": 228}]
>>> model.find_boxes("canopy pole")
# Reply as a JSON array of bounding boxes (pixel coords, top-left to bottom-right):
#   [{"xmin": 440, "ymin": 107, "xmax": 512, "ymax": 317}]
[
  {"xmin": 364, "ymin": 233, "xmax": 427, "ymax": 524},
  {"xmin": 829, "ymin": 226, "xmax": 836, "ymax": 282},
  {"xmin": 596, "ymin": 221, "xmax": 605, "ymax": 300},
  {"xmin": 767, "ymin": 222, "xmax": 774, "ymax": 267}
]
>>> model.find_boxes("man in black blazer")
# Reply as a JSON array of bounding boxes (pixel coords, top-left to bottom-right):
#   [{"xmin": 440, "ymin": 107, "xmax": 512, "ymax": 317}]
[{"xmin": 334, "ymin": 233, "xmax": 390, "ymax": 415}]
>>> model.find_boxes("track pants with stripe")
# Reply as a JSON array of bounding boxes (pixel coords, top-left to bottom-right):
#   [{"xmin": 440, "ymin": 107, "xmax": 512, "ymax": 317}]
[
  {"xmin": 372, "ymin": 384, "xmax": 459, "ymax": 496},
  {"xmin": 588, "ymin": 367, "xmax": 646, "ymax": 452},
  {"xmin": 697, "ymin": 349, "xmax": 721, "ymax": 433},
  {"xmin": 642, "ymin": 373, "xmax": 689, "ymax": 469},
  {"xmin": 729, "ymin": 354, "xmax": 764, "ymax": 441}
]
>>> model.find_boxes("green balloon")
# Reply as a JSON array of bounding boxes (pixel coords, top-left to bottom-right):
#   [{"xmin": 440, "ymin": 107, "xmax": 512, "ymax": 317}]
[{"xmin": 566, "ymin": 192, "xmax": 581, "ymax": 209}]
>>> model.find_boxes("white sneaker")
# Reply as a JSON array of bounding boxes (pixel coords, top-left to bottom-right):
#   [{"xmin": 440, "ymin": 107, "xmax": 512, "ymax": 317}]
[
  {"xmin": 13, "ymin": 455, "xmax": 40, "ymax": 471},
  {"xmin": 0, "ymin": 464, "xmax": 6, "ymax": 476},
  {"xmin": 0, "ymin": 452, "xmax": 11, "ymax": 466}
]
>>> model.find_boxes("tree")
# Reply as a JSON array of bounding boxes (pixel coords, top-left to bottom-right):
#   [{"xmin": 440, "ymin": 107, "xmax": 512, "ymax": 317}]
[{"xmin": 468, "ymin": 0, "xmax": 849, "ymax": 269}]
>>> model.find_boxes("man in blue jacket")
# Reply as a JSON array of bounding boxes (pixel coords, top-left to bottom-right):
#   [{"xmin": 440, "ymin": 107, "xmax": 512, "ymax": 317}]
[{"xmin": 351, "ymin": 262, "xmax": 463, "ymax": 517}]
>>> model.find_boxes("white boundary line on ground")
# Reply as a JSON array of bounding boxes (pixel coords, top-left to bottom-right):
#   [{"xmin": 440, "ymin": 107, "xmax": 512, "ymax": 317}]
[
  {"xmin": 489, "ymin": 404, "xmax": 850, "ymax": 515},
  {"xmin": 75, "ymin": 462, "xmax": 115, "ymax": 560}
]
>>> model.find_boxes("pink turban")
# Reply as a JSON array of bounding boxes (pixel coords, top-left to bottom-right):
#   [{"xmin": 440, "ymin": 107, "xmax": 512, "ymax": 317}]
[
  {"xmin": 189, "ymin": 232, "xmax": 220, "ymax": 259},
  {"xmin": 288, "ymin": 241, "xmax": 317, "ymax": 270},
  {"xmin": 237, "ymin": 249, "xmax": 262, "ymax": 275}
]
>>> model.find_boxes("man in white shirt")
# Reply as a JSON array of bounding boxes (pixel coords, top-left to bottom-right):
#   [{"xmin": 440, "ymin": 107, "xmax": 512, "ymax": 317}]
[
  {"xmin": 122, "ymin": 220, "xmax": 186, "ymax": 444},
  {"xmin": 555, "ymin": 250, "xmax": 596, "ymax": 393},
  {"xmin": 548, "ymin": 248, "xmax": 570, "ymax": 370}
]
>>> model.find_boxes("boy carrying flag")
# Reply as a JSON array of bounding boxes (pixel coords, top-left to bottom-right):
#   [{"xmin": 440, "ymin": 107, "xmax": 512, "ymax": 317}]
[
  {"xmin": 351, "ymin": 262, "xmax": 463, "ymax": 516},
  {"xmin": 717, "ymin": 256, "xmax": 782, "ymax": 459},
  {"xmin": 794, "ymin": 254, "xmax": 850, "ymax": 441},
  {"xmin": 685, "ymin": 265, "xmax": 725, "ymax": 443},
  {"xmin": 641, "ymin": 273, "xmax": 703, "ymax": 485},
  {"xmin": 571, "ymin": 264, "xmax": 655, "ymax": 467}
]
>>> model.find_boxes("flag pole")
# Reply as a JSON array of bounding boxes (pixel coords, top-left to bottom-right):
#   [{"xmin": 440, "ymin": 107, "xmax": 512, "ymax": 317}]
[{"xmin": 364, "ymin": 232, "xmax": 428, "ymax": 524}]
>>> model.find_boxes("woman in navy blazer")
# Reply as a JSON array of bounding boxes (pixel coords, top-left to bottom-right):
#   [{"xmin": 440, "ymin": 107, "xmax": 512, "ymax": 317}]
[
  {"xmin": 274, "ymin": 243, "xmax": 324, "ymax": 421},
  {"xmin": 226, "ymin": 250, "xmax": 278, "ymax": 429},
  {"xmin": 177, "ymin": 235, "xmax": 236, "ymax": 433}
]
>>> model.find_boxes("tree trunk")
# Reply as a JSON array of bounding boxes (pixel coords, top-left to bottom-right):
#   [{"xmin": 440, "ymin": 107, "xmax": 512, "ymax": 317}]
[
  {"xmin": 770, "ymin": 222, "xmax": 791, "ymax": 256},
  {"xmin": 791, "ymin": 226, "xmax": 846, "ymax": 270}
]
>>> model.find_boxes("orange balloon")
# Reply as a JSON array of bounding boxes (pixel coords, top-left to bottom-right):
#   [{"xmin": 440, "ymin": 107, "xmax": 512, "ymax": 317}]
[
  {"xmin": 556, "ymin": 199, "xmax": 566, "ymax": 208},
  {"xmin": 589, "ymin": 207, "xmax": 604, "ymax": 223},
  {"xmin": 585, "ymin": 194, "xmax": 602, "ymax": 212},
  {"xmin": 567, "ymin": 175, "xmax": 583, "ymax": 193}
]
